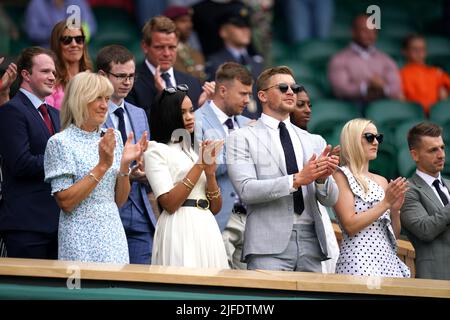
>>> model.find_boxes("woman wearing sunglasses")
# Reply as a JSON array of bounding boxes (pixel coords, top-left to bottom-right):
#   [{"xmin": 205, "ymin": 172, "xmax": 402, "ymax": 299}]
[
  {"xmin": 144, "ymin": 86, "xmax": 229, "ymax": 268},
  {"xmin": 333, "ymin": 118, "xmax": 410, "ymax": 277},
  {"xmin": 47, "ymin": 20, "xmax": 93, "ymax": 110}
]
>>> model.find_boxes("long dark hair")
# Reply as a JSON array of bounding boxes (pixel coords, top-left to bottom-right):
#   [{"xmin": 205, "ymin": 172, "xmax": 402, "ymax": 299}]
[{"xmin": 150, "ymin": 90, "xmax": 193, "ymax": 145}]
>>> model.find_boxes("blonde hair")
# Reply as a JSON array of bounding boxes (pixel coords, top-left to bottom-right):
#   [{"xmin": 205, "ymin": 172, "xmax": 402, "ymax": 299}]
[
  {"xmin": 60, "ymin": 71, "xmax": 113, "ymax": 130},
  {"xmin": 340, "ymin": 118, "xmax": 373, "ymax": 194}
]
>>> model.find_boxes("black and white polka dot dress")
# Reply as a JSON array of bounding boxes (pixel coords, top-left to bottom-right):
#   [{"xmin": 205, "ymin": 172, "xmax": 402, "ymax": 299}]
[{"xmin": 335, "ymin": 166, "xmax": 410, "ymax": 278}]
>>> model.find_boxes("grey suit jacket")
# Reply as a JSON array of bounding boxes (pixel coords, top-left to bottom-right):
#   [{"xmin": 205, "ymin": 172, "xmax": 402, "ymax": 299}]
[
  {"xmin": 194, "ymin": 102, "xmax": 251, "ymax": 232},
  {"xmin": 400, "ymin": 173, "xmax": 450, "ymax": 280},
  {"xmin": 226, "ymin": 119, "xmax": 339, "ymax": 262}
]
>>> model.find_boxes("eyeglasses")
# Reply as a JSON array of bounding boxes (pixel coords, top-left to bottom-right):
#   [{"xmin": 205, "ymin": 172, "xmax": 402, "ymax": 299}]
[
  {"xmin": 261, "ymin": 83, "xmax": 302, "ymax": 94},
  {"xmin": 297, "ymin": 100, "xmax": 312, "ymax": 108},
  {"xmin": 60, "ymin": 35, "xmax": 85, "ymax": 45},
  {"xmin": 107, "ymin": 72, "xmax": 137, "ymax": 82},
  {"xmin": 363, "ymin": 133, "xmax": 384, "ymax": 144},
  {"xmin": 163, "ymin": 84, "xmax": 189, "ymax": 94}
]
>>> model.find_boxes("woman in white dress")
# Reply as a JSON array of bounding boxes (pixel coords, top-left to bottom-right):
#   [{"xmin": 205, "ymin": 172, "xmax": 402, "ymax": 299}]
[
  {"xmin": 144, "ymin": 86, "xmax": 229, "ymax": 268},
  {"xmin": 333, "ymin": 118, "xmax": 410, "ymax": 277}
]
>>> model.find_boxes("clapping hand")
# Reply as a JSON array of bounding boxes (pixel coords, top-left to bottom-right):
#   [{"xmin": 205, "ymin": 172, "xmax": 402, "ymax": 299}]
[
  {"xmin": 197, "ymin": 139, "xmax": 224, "ymax": 175},
  {"xmin": 121, "ymin": 131, "xmax": 148, "ymax": 167},
  {"xmin": 315, "ymin": 145, "xmax": 340, "ymax": 182},
  {"xmin": 98, "ymin": 128, "xmax": 116, "ymax": 169},
  {"xmin": 385, "ymin": 177, "xmax": 409, "ymax": 213}
]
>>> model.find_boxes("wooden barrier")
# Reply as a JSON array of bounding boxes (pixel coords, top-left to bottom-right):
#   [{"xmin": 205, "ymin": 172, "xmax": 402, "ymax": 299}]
[{"xmin": 0, "ymin": 257, "xmax": 448, "ymax": 299}]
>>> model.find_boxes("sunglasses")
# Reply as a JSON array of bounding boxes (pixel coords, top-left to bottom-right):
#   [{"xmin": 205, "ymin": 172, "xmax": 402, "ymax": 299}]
[
  {"xmin": 262, "ymin": 83, "xmax": 303, "ymax": 94},
  {"xmin": 164, "ymin": 84, "xmax": 189, "ymax": 94},
  {"xmin": 363, "ymin": 133, "xmax": 384, "ymax": 144},
  {"xmin": 60, "ymin": 35, "xmax": 85, "ymax": 45}
]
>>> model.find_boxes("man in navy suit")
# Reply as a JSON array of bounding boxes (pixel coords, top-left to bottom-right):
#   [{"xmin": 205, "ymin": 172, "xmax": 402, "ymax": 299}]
[
  {"xmin": 0, "ymin": 47, "xmax": 60, "ymax": 259},
  {"xmin": 97, "ymin": 45, "xmax": 157, "ymax": 264},
  {"xmin": 205, "ymin": 10, "xmax": 264, "ymax": 119},
  {"xmin": 126, "ymin": 16, "xmax": 210, "ymax": 116},
  {"xmin": 194, "ymin": 62, "xmax": 253, "ymax": 268}
]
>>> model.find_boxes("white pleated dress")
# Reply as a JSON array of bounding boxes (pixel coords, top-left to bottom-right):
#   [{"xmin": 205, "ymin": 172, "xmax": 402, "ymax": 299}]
[{"xmin": 144, "ymin": 141, "xmax": 229, "ymax": 269}]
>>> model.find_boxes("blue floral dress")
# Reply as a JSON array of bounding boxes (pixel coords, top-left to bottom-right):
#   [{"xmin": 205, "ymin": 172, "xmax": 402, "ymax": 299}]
[{"xmin": 44, "ymin": 124, "xmax": 129, "ymax": 264}]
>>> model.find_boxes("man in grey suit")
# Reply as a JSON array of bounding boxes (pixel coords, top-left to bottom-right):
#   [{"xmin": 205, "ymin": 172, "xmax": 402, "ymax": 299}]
[
  {"xmin": 97, "ymin": 45, "xmax": 157, "ymax": 264},
  {"xmin": 401, "ymin": 122, "xmax": 450, "ymax": 280},
  {"xmin": 227, "ymin": 66, "xmax": 339, "ymax": 271},
  {"xmin": 195, "ymin": 62, "xmax": 253, "ymax": 269}
]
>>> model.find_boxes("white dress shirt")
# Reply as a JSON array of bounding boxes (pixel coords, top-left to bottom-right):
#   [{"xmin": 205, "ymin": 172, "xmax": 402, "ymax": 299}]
[
  {"xmin": 260, "ymin": 113, "xmax": 314, "ymax": 224},
  {"xmin": 145, "ymin": 59, "xmax": 176, "ymax": 88}
]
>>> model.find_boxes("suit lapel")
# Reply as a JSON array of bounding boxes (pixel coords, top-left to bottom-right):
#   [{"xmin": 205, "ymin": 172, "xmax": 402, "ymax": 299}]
[
  {"xmin": 411, "ymin": 173, "xmax": 442, "ymax": 205},
  {"xmin": 249, "ymin": 119, "xmax": 286, "ymax": 174},
  {"xmin": 202, "ymin": 103, "xmax": 227, "ymax": 139},
  {"xmin": 235, "ymin": 115, "xmax": 251, "ymax": 128},
  {"xmin": 19, "ymin": 92, "xmax": 51, "ymax": 138}
]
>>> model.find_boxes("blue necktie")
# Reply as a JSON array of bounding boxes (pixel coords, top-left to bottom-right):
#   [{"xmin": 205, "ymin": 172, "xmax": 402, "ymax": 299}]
[
  {"xmin": 161, "ymin": 72, "xmax": 172, "ymax": 88},
  {"xmin": 279, "ymin": 121, "xmax": 304, "ymax": 214},
  {"xmin": 113, "ymin": 108, "xmax": 127, "ymax": 145},
  {"xmin": 224, "ymin": 118, "xmax": 234, "ymax": 133}
]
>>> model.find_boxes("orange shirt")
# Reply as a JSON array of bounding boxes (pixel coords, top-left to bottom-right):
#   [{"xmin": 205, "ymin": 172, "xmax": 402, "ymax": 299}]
[{"xmin": 400, "ymin": 63, "xmax": 450, "ymax": 114}]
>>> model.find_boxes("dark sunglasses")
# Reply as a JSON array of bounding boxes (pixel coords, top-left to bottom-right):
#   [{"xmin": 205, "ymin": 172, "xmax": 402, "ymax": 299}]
[
  {"xmin": 163, "ymin": 84, "xmax": 189, "ymax": 94},
  {"xmin": 60, "ymin": 35, "xmax": 85, "ymax": 45},
  {"xmin": 262, "ymin": 83, "xmax": 303, "ymax": 94},
  {"xmin": 364, "ymin": 132, "xmax": 384, "ymax": 144}
]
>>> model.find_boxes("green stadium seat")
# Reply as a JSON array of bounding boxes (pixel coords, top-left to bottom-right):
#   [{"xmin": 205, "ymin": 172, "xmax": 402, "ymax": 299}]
[
  {"xmin": 370, "ymin": 142, "xmax": 399, "ymax": 180},
  {"xmin": 397, "ymin": 146, "xmax": 416, "ymax": 178},
  {"xmin": 365, "ymin": 100, "xmax": 425, "ymax": 137},
  {"xmin": 426, "ymin": 36, "xmax": 450, "ymax": 58},
  {"xmin": 295, "ymin": 40, "xmax": 342, "ymax": 71},
  {"xmin": 430, "ymin": 99, "xmax": 450, "ymax": 127},
  {"xmin": 308, "ymin": 99, "xmax": 360, "ymax": 139},
  {"xmin": 394, "ymin": 119, "xmax": 424, "ymax": 149}
]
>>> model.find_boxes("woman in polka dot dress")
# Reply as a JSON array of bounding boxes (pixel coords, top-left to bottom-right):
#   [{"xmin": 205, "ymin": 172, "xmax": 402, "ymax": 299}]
[{"xmin": 333, "ymin": 119, "xmax": 410, "ymax": 277}]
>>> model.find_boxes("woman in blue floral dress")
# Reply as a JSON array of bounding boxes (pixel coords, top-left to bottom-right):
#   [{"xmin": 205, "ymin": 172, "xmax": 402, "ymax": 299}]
[{"xmin": 44, "ymin": 72, "xmax": 147, "ymax": 263}]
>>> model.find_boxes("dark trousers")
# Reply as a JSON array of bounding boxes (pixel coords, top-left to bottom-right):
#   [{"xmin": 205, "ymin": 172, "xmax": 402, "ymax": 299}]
[
  {"xmin": 2, "ymin": 230, "xmax": 58, "ymax": 259},
  {"xmin": 125, "ymin": 230, "xmax": 153, "ymax": 264}
]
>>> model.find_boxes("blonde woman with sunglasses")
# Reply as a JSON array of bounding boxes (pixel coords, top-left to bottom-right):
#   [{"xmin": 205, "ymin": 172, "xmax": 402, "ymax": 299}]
[{"xmin": 333, "ymin": 118, "xmax": 410, "ymax": 277}]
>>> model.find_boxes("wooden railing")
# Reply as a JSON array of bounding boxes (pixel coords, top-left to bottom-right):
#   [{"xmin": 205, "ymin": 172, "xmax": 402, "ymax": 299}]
[{"xmin": 0, "ymin": 257, "xmax": 448, "ymax": 299}]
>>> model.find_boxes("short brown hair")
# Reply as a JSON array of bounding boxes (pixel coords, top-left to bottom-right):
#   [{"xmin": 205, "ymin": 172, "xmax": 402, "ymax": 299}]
[
  {"xmin": 256, "ymin": 66, "xmax": 294, "ymax": 92},
  {"xmin": 50, "ymin": 20, "xmax": 93, "ymax": 88},
  {"xmin": 402, "ymin": 33, "xmax": 425, "ymax": 50},
  {"xmin": 16, "ymin": 46, "xmax": 56, "ymax": 84},
  {"xmin": 407, "ymin": 122, "xmax": 443, "ymax": 150},
  {"xmin": 215, "ymin": 62, "xmax": 253, "ymax": 86},
  {"xmin": 96, "ymin": 45, "xmax": 135, "ymax": 73},
  {"xmin": 142, "ymin": 16, "xmax": 178, "ymax": 45}
]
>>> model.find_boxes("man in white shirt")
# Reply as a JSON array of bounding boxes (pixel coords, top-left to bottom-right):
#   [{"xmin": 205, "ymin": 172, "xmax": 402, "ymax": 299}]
[
  {"xmin": 401, "ymin": 122, "xmax": 450, "ymax": 280},
  {"xmin": 226, "ymin": 66, "xmax": 339, "ymax": 271}
]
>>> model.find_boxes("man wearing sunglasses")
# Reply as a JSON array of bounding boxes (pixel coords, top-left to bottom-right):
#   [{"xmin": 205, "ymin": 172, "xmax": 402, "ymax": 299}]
[
  {"xmin": 401, "ymin": 122, "xmax": 450, "ymax": 280},
  {"xmin": 227, "ymin": 66, "xmax": 339, "ymax": 272},
  {"xmin": 96, "ymin": 45, "xmax": 157, "ymax": 265},
  {"xmin": 126, "ymin": 16, "xmax": 205, "ymax": 115}
]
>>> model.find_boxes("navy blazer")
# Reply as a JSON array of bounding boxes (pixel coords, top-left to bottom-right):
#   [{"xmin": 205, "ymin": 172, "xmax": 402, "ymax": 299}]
[
  {"xmin": 103, "ymin": 102, "xmax": 157, "ymax": 233},
  {"xmin": 0, "ymin": 91, "xmax": 60, "ymax": 233},
  {"xmin": 125, "ymin": 62, "xmax": 203, "ymax": 115}
]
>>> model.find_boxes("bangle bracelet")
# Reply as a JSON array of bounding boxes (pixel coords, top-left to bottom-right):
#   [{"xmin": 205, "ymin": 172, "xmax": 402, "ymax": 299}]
[
  {"xmin": 181, "ymin": 180, "xmax": 193, "ymax": 191},
  {"xmin": 118, "ymin": 167, "xmax": 131, "ymax": 177},
  {"xmin": 184, "ymin": 177, "xmax": 195, "ymax": 188},
  {"xmin": 89, "ymin": 172, "xmax": 100, "ymax": 183}
]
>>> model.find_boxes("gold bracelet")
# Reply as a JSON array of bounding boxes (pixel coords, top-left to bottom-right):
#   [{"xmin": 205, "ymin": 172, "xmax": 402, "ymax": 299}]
[
  {"xmin": 181, "ymin": 180, "xmax": 193, "ymax": 191},
  {"xmin": 184, "ymin": 177, "xmax": 195, "ymax": 188},
  {"xmin": 206, "ymin": 189, "xmax": 221, "ymax": 200},
  {"xmin": 89, "ymin": 172, "xmax": 100, "ymax": 183}
]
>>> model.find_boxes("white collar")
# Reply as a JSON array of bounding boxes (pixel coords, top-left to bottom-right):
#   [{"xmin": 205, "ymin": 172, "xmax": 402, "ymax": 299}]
[
  {"xmin": 260, "ymin": 113, "xmax": 291, "ymax": 131},
  {"xmin": 210, "ymin": 100, "xmax": 233, "ymax": 125},
  {"xmin": 144, "ymin": 59, "xmax": 175, "ymax": 86},
  {"xmin": 416, "ymin": 169, "xmax": 444, "ymax": 187},
  {"xmin": 108, "ymin": 99, "xmax": 125, "ymax": 114},
  {"xmin": 20, "ymin": 88, "xmax": 46, "ymax": 110}
]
